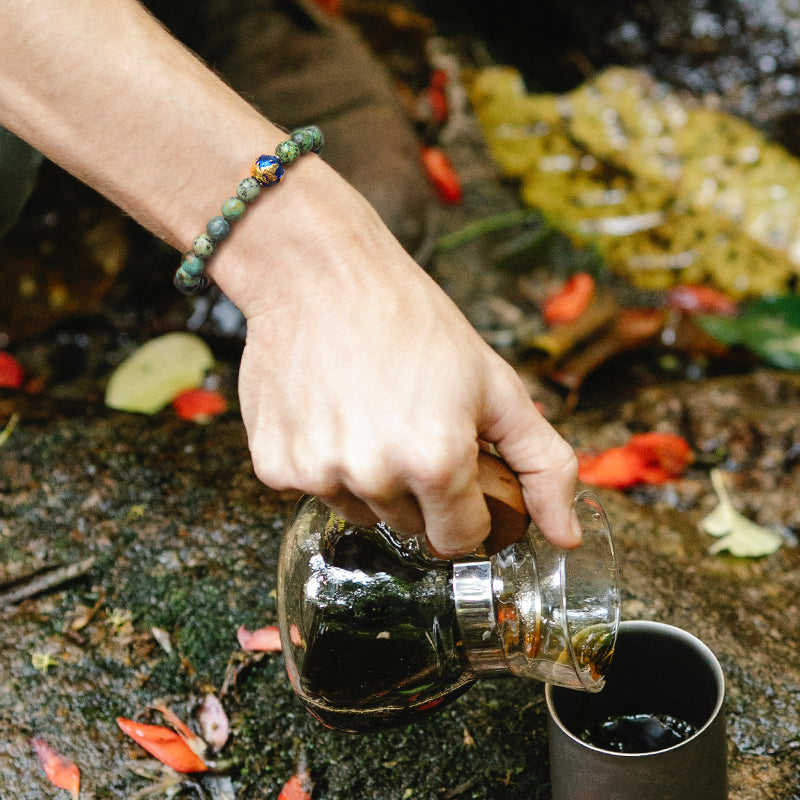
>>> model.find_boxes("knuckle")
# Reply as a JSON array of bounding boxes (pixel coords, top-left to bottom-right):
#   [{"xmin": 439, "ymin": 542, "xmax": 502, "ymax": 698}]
[
  {"xmin": 300, "ymin": 462, "xmax": 342, "ymax": 498},
  {"xmin": 250, "ymin": 455, "xmax": 291, "ymax": 491},
  {"xmin": 410, "ymin": 438, "xmax": 475, "ymax": 493},
  {"xmin": 541, "ymin": 430, "xmax": 579, "ymax": 477},
  {"xmin": 343, "ymin": 453, "xmax": 390, "ymax": 496}
]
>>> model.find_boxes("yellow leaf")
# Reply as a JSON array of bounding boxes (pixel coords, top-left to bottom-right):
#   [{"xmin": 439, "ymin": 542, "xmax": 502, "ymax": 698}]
[
  {"xmin": 701, "ymin": 469, "xmax": 782, "ymax": 557},
  {"xmin": 470, "ymin": 66, "xmax": 800, "ymax": 298},
  {"xmin": 105, "ymin": 333, "xmax": 214, "ymax": 414}
]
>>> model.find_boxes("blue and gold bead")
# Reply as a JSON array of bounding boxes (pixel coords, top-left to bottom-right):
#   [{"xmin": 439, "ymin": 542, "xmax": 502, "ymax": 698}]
[
  {"xmin": 221, "ymin": 196, "xmax": 246, "ymax": 221},
  {"xmin": 275, "ymin": 139, "xmax": 301, "ymax": 165},
  {"xmin": 236, "ymin": 177, "xmax": 262, "ymax": 203},
  {"xmin": 206, "ymin": 215, "xmax": 231, "ymax": 241},
  {"xmin": 251, "ymin": 154, "xmax": 285, "ymax": 186},
  {"xmin": 193, "ymin": 233, "xmax": 216, "ymax": 259}
]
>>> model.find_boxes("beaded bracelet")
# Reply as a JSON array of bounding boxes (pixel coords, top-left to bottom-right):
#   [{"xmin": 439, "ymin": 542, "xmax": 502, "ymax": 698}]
[{"xmin": 174, "ymin": 125, "xmax": 324, "ymax": 294}]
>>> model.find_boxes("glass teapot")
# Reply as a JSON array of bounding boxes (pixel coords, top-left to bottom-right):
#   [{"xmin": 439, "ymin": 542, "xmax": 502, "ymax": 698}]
[{"xmin": 277, "ymin": 452, "xmax": 620, "ymax": 733}]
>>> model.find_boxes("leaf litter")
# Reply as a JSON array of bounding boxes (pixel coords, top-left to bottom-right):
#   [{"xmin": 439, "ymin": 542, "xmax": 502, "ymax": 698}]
[
  {"xmin": 30, "ymin": 737, "xmax": 80, "ymax": 800},
  {"xmin": 700, "ymin": 469, "xmax": 783, "ymax": 557},
  {"xmin": 105, "ymin": 332, "xmax": 214, "ymax": 415}
]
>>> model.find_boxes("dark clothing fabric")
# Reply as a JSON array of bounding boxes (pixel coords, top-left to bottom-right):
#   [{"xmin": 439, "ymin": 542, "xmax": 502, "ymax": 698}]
[{"xmin": 0, "ymin": 128, "xmax": 43, "ymax": 238}]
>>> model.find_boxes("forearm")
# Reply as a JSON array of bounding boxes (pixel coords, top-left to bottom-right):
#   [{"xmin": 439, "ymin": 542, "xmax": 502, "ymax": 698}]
[{"xmin": 0, "ymin": 0, "xmax": 353, "ymax": 310}]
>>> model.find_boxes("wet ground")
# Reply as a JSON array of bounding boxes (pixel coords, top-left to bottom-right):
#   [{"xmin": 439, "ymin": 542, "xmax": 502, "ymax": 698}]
[
  {"xmin": 2, "ymin": 5, "xmax": 800, "ymax": 799},
  {"xmin": 2, "ymin": 369, "xmax": 799, "ymax": 798}
]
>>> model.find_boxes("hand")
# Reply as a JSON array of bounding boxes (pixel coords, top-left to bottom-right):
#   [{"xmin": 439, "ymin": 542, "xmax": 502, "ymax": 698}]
[
  {"xmin": 219, "ymin": 160, "xmax": 581, "ymax": 557},
  {"xmin": 0, "ymin": 0, "xmax": 580, "ymax": 556}
]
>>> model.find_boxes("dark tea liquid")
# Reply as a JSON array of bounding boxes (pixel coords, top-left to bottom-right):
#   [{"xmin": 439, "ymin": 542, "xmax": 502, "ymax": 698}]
[
  {"xmin": 297, "ymin": 524, "xmax": 474, "ymax": 732},
  {"xmin": 580, "ymin": 712, "xmax": 697, "ymax": 753}
]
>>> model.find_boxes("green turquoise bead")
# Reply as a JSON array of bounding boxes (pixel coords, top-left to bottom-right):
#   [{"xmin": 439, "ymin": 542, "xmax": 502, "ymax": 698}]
[
  {"xmin": 290, "ymin": 128, "xmax": 314, "ymax": 153},
  {"xmin": 193, "ymin": 233, "xmax": 216, "ymax": 258},
  {"xmin": 174, "ymin": 266, "xmax": 205, "ymax": 294},
  {"xmin": 222, "ymin": 196, "xmax": 246, "ymax": 220},
  {"xmin": 306, "ymin": 125, "xmax": 324, "ymax": 153},
  {"xmin": 206, "ymin": 215, "xmax": 231, "ymax": 241},
  {"xmin": 236, "ymin": 177, "xmax": 262, "ymax": 203},
  {"xmin": 275, "ymin": 139, "xmax": 300, "ymax": 165},
  {"xmin": 180, "ymin": 251, "xmax": 205, "ymax": 277}
]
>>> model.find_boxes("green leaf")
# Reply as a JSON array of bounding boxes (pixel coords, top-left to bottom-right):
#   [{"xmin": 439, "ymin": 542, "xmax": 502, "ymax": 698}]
[
  {"xmin": 105, "ymin": 332, "xmax": 214, "ymax": 414},
  {"xmin": 698, "ymin": 295, "xmax": 800, "ymax": 369},
  {"xmin": 700, "ymin": 469, "xmax": 782, "ymax": 558}
]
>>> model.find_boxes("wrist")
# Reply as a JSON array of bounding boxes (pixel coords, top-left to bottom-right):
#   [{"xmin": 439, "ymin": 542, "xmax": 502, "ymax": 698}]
[
  {"xmin": 174, "ymin": 126, "xmax": 324, "ymax": 295},
  {"xmin": 204, "ymin": 152, "xmax": 396, "ymax": 319}
]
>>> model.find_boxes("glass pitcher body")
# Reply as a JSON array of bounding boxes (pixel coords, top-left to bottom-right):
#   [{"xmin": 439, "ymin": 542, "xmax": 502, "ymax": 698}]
[{"xmin": 278, "ymin": 493, "xmax": 620, "ymax": 733}]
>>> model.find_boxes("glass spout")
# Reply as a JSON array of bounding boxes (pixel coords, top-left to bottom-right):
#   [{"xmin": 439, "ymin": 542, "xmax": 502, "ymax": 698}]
[{"xmin": 453, "ymin": 491, "xmax": 620, "ymax": 692}]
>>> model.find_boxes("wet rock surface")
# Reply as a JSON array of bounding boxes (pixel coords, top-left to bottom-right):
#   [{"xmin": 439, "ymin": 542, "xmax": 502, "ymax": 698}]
[{"xmin": 1, "ymin": 370, "xmax": 799, "ymax": 798}]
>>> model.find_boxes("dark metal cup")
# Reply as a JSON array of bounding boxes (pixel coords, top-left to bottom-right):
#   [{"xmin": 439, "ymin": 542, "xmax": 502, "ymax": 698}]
[{"xmin": 545, "ymin": 620, "xmax": 727, "ymax": 800}]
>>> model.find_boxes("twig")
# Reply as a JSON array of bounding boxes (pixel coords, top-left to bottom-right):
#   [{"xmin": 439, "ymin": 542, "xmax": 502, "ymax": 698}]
[
  {"xmin": 0, "ymin": 557, "xmax": 96, "ymax": 608},
  {"xmin": 443, "ymin": 778, "xmax": 477, "ymax": 799},
  {"xmin": 0, "ymin": 411, "xmax": 19, "ymax": 448},
  {"xmin": 434, "ymin": 209, "xmax": 542, "ymax": 253},
  {"xmin": 521, "ymin": 291, "xmax": 619, "ymax": 360}
]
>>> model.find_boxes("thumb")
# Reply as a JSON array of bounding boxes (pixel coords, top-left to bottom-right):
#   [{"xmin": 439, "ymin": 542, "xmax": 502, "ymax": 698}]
[{"xmin": 479, "ymin": 367, "xmax": 581, "ymax": 549}]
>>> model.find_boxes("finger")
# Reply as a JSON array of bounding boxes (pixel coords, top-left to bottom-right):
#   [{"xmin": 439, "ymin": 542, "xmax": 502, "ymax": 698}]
[
  {"xmin": 415, "ymin": 475, "xmax": 491, "ymax": 559},
  {"xmin": 358, "ymin": 491, "xmax": 426, "ymax": 539},
  {"xmin": 320, "ymin": 484, "xmax": 427, "ymax": 539},
  {"xmin": 516, "ymin": 432, "xmax": 581, "ymax": 549},
  {"xmin": 318, "ymin": 490, "xmax": 380, "ymax": 529},
  {"xmin": 480, "ymin": 369, "xmax": 581, "ymax": 549}
]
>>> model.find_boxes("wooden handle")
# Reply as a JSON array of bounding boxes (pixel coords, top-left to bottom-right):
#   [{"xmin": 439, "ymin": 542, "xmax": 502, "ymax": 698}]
[
  {"xmin": 424, "ymin": 450, "xmax": 529, "ymax": 559},
  {"xmin": 477, "ymin": 450, "xmax": 530, "ymax": 556}
]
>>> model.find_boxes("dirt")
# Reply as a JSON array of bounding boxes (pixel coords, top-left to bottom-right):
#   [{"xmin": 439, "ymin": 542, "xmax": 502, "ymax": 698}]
[{"xmin": 1, "ymin": 366, "xmax": 799, "ymax": 799}]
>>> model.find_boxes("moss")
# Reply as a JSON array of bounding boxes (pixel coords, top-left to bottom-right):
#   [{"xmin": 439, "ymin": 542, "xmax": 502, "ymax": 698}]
[
  {"xmin": 226, "ymin": 655, "xmax": 554, "ymax": 800},
  {"xmin": 115, "ymin": 563, "xmax": 277, "ymax": 686}
]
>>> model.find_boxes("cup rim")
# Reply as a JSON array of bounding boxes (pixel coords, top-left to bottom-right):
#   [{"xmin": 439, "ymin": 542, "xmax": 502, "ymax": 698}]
[{"xmin": 545, "ymin": 620, "xmax": 726, "ymax": 756}]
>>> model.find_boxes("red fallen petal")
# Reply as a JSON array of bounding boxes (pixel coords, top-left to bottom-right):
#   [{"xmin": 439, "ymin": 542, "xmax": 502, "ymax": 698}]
[
  {"xmin": 30, "ymin": 738, "xmax": 80, "ymax": 800},
  {"xmin": 668, "ymin": 284, "xmax": 738, "ymax": 316},
  {"xmin": 152, "ymin": 704, "xmax": 208, "ymax": 761},
  {"xmin": 237, "ymin": 624, "xmax": 282, "ymax": 652},
  {"xmin": 543, "ymin": 273, "xmax": 596, "ymax": 326},
  {"xmin": 116, "ymin": 717, "xmax": 208, "ymax": 773},
  {"xmin": 624, "ymin": 432, "xmax": 693, "ymax": 477},
  {"xmin": 421, "ymin": 86, "xmax": 449, "ymax": 126},
  {"xmin": 421, "ymin": 72, "xmax": 450, "ymax": 126},
  {"xmin": 0, "ymin": 352, "xmax": 25, "ymax": 390},
  {"xmin": 278, "ymin": 773, "xmax": 313, "ymax": 800},
  {"xmin": 420, "ymin": 145, "xmax": 463, "ymax": 205},
  {"xmin": 429, "ymin": 68, "xmax": 448, "ymax": 91},
  {"xmin": 172, "ymin": 388, "xmax": 227, "ymax": 422},
  {"xmin": 579, "ymin": 432, "xmax": 693, "ymax": 488},
  {"xmin": 578, "ymin": 447, "xmax": 648, "ymax": 489}
]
